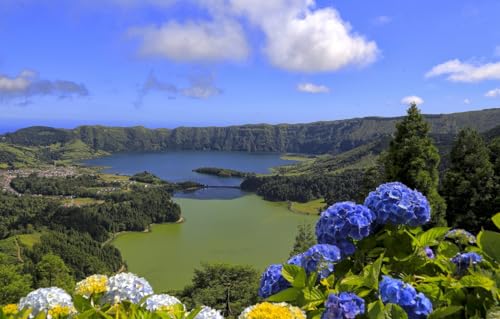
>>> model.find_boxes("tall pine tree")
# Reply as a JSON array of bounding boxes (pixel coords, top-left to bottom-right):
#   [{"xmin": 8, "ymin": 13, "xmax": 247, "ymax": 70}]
[
  {"xmin": 442, "ymin": 128, "xmax": 495, "ymax": 232},
  {"xmin": 384, "ymin": 104, "xmax": 447, "ymax": 226}
]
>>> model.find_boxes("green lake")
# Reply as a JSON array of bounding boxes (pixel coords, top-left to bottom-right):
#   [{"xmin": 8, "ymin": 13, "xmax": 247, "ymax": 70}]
[{"xmin": 112, "ymin": 194, "xmax": 317, "ymax": 291}]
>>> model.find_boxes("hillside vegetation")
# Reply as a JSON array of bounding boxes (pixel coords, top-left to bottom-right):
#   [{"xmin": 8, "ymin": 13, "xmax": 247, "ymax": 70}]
[{"xmin": 2, "ymin": 109, "xmax": 499, "ymax": 156}]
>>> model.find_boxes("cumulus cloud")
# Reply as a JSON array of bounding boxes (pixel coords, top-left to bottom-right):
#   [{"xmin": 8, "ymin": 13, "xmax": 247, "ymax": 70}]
[
  {"xmin": 485, "ymin": 88, "xmax": 500, "ymax": 98},
  {"xmin": 0, "ymin": 70, "xmax": 88, "ymax": 103},
  {"xmin": 134, "ymin": 71, "xmax": 222, "ymax": 107},
  {"xmin": 297, "ymin": 82, "xmax": 330, "ymax": 93},
  {"xmin": 129, "ymin": 18, "xmax": 249, "ymax": 62},
  {"xmin": 128, "ymin": 0, "xmax": 378, "ymax": 72},
  {"xmin": 401, "ymin": 95, "xmax": 424, "ymax": 106},
  {"xmin": 232, "ymin": 0, "xmax": 378, "ymax": 72},
  {"xmin": 463, "ymin": 98, "xmax": 471, "ymax": 104},
  {"xmin": 426, "ymin": 59, "xmax": 500, "ymax": 82}
]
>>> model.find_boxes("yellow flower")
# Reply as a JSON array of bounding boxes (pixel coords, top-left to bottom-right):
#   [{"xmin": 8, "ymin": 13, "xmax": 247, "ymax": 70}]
[
  {"xmin": 239, "ymin": 302, "xmax": 306, "ymax": 319},
  {"xmin": 47, "ymin": 305, "xmax": 74, "ymax": 318},
  {"xmin": 2, "ymin": 304, "xmax": 18, "ymax": 315},
  {"xmin": 75, "ymin": 274, "xmax": 108, "ymax": 297}
]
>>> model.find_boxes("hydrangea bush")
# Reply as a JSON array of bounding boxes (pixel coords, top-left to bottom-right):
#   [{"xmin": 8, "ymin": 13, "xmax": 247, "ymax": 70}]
[
  {"xmin": 261, "ymin": 182, "xmax": 500, "ymax": 319},
  {"xmin": 2, "ymin": 182, "xmax": 499, "ymax": 319}
]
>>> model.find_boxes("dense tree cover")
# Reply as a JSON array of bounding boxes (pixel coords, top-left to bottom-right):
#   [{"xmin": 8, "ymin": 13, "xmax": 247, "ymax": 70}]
[
  {"xmin": 34, "ymin": 253, "xmax": 75, "ymax": 292},
  {"xmin": 130, "ymin": 171, "xmax": 164, "ymax": 184},
  {"xmin": 176, "ymin": 263, "xmax": 260, "ymax": 319},
  {"xmin": 28, "ymin": 231, "xmax": 123, "ymax": 280},
  {"xmin": 383, "ymin": 104, "xmax": 447, "ymax": 226},
  {"xmin": 241, "ymin": 169, "xmax": 366, "ymax": 203},
  {"xmin": 193, "ymin": 167, "xmax": 252, "ymax": 178},
  {"xmin": 0, "ymin": 257, "xmax": 32, "ymax": 304},
  {"xmin": 3, "ymin": 109, "xmax": 499, "ymax": 156},
  {"xmin": 10, "ymin": 174, "xmax": 120, "ymax": 196},
  {"xmin": 0, "ymin": 193, "xmax": 57, "ymax": 239},
  {"xmin": 1, "ymin": 185, "xmax": 181, "ymax": 242},
  {"xmin": 288, "ymin": 224, "xmax": 316, "ymax": 258},
  {"xmin": 442, "ymin": 129, "xmax": 497, "ymax": 232}
]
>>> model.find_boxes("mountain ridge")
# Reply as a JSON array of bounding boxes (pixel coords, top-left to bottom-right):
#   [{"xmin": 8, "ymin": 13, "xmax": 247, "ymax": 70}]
[{"xmin": 1, "ymin": 108, "xmax": 499, "ymax": 161}]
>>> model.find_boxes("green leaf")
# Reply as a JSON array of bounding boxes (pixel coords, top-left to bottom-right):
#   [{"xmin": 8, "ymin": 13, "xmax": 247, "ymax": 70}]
[
  {"xmin": 385, "ymin": 304, "xmax": 409, "ymax": 319},
  {"xmin": 73, "ymin": 295, "xmax": 92, "ymax": 312},
  {"xmin": 292, "ymin": 267, "xmax": 307, "ymax": 288},
  {"xmin": 492, "ymin": 213, "xmax": 500, "ymax": 230},
  {"xmin": 340, "ymin": 275, "xmax": 364, "ymax": 288},
  {"xmin": 77, "ymin": 309, "xmax": 98, "ymax": 319},
  {"xmin": 282, "ymin": 264, "xmax": 305, "ymax": 285},
  {"xmin": 486, "ymin": 306, "xmax": 500, "ymax": 319},
  {"xmin": 267, "ymin": 287, "xmax": 301, "ymax": 302},
  {"xmin": 428, "ymin": 306, "xmax": 463, "ymax": 319},
  {"xmin": 417, "ymin": 227, "xmax": 450, "ymax": 247},
  {"xmin": 368, "ymin": 254, "xmax": 384, "ymax": 289},
  {"xmin": 185, "ymin": 307, "xmax": 202, "ymax": 319},
  {"xmin": 307, "ymin": 272, "xmax": 319, "ymax": 288},
  {"xmin": 367, "ymin": 300, "xmax": 385, "ymax": 319},
  {"xmin": 302, "ymin": 287, "xmax": 325, "ymax": 304},
  {"xmin": 459, "ymin": 274, "xmax": 495, "ymax": 290},
  {"xmin": 477, "ymin": 230, "xmax": 500, "ymax": 262}
]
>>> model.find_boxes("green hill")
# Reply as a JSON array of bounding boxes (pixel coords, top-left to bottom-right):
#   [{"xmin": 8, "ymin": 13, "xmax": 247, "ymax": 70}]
[{"xmin": 1, "ymin": 108, "xmax": 499, "ymax": 169}]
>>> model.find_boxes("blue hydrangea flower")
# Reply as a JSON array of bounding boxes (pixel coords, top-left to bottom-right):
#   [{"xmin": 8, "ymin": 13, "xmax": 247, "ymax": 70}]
[
  {"xmin": 379, "ymin": 276, "xmax": 433, "ymax": 318},
  {"xmin": 364, "ymin": 182, "xmax": 430, "ymax": 227},
  {"xmin": 446, "ymin": 229, "xmax": 476, "ymax": 244},
  {"xmin": 451, "ymin": 252, "xmax": 482, "ymax": 273},
  {"xmin": 321, "ymin": 292, "xmax": 365, "ymax": 319},
  {"xmin": 259, "ymin": 264, "xmax": 290, "ymax": 298},
  {"xmin": 316, "ymin": 202, "xmax": 375, "ymax": 256},
  {"xmin": 288, "ymin": 244, "xmax": 342, "ymax": 279},
  {"xmin": 18, "ymin": 287, "xmax": 75, "ymax": 318},
  {"xmin": 424, "ymin": 247, "xmax": 435, "ymax": 259},
  {"xmin": 405, "ymin": 293, "xmax": 433, "ymax": 319},
  {"xmin": 379, "ymin": 276, "xmax": 417, "ymax": 306},
  {"xmin": 102, "ymin": 272, "xmax": 154, "ymax": 304}
]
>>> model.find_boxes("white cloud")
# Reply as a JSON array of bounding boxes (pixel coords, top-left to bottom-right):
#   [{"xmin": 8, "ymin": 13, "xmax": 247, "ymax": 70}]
[
  {"xmin": 134, "ymin": 71, "xmax": 221, "ymax": 107},
  {"xmin": 426, "ymin": 59, "xmax": 500, "ymax": 82},
  {"xmin": 485, "ymin": 88, "xmax": 500, "ymax": 98},
  {"xmin": 373, "ymin": 15, "xmax": 391, "ymax": 26},
  {"xmin": 128, "ymin": 0, "xmax": 378, "ymax": 72},
  {"xmin": 232, "ymin": 0, "xmax": 378, "ymax": 72},
  {"xmin": 463, "ymin": 98, "xmax": 471, "ymax": 104},
  {"xmin": 297, "ymin": 82, "xmax": 330, "ymax": 93},
  {"xmin": 401, "ymin": 95, "xmax": 424, "ymax": 106},
  {"xmin": 0, "ymin": 70, "xmax": 88, "ymax": 103},
  {"xmin": 129, "ymin": 19, "xmax": 249, "ymax": 62}
]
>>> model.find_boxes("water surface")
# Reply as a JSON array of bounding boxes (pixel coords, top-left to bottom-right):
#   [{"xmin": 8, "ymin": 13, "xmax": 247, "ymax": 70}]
[
  {"xmin": 83, "ymin": 151, "xmax": 295, "ymax": 199},
  {"xmin": 113, "ymin": 195, "xmax": 316, "ymax": 291}
]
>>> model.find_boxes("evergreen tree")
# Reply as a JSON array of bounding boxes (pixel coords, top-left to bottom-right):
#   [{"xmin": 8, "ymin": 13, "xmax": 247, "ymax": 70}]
[
  {"xmin": 442, "ymin": 129, "xmax": 495, "ymax": 232},
  {"xmin": 289, "ymin": 224, "xmax": 317, "ymax": 258},
  {"xmin": 35, "ymin": 253, "xmax": 75, "ymax": 292},
  {"xmin": 488, "ymin": 137, "xmax": 500, "ymax": 213},
  {"xmin": 384, "ymin": 104, "xmax": 446, "ymax": 225}
]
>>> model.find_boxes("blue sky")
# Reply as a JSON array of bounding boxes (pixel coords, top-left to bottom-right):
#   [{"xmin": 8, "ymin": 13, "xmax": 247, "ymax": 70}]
[{"xmin": 1, "ymin": 0, "xmax": 500, "ymax": 130}]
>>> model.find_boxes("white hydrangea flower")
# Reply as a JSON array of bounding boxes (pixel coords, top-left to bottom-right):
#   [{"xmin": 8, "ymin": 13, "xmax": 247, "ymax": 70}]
[
  {"xmin": 18, "ymin": 287, "xmax": 74, "ymax": 318},
  {"xmin": 144, "ymin": 294, "xmax": 184, "ymax": 311},
  {"xmin": 193, "ymin": 306, "xmax": 224, "ymax": 319},
  {"xmin": 102, "ymin": 272, "xmax": 153, "ymax": 304}
]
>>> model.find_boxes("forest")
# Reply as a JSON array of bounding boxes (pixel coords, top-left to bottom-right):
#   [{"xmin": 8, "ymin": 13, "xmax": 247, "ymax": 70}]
[{"xmin": 0, "ymin": 173, "xmax": 181, "ymax": 304}]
